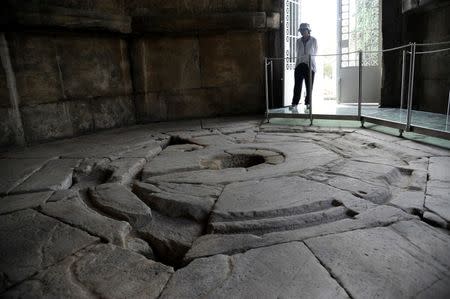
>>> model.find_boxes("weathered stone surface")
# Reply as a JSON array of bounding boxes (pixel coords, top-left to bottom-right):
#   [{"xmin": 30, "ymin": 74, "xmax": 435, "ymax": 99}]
[
  {"xmin": 0, "ymin": 209, "xmax": 98, "ymax": 292},
  {"xmin": 423, "ymin": 211, "xmax": 448, "ymax": 228},
  {"xmin": 133, "ymin": 181, "xmax": 219, "ymax": 221},
  {"xmin": 0, "ymin": 158, "xmax": 51, "ymax": 194},
  {"xmin": 390, "ymin": 188, "xmax": 425, "ymax": 214},
  {"xmin": 3, "ymin": 244, "xmax": 173, "ymax": 299},
  {"xmin": 8, "ymin": 33, "xmax": 63, "ymax": 106},
  {"xmin": 0, "ymin": 191, "xmax": 53, "ymax": 215},
  {"xmin": 136, "ymin": 211, "xmax": 203, "ymax": 264},
  {"xmin": 184, "ymin": 233, "xmax": 262, "ymax": 262},
  {"xmin": 110, "ymin": 141, "xmax": 162, "ymax": 160},
  {"xmin": 390, "ymin": 220, "xmax": 450, "ymax": 270},
  {"xmin": 20, "ymin": 103, "xmax": 75, "ymax": 143},
  {"xmin": 89, "ymin": 183, "xmax": 152, "ymax": 228},
  {"xmin": 142, "ymin": 144, "xmax": 209, "ymax": 177},
  {"xmin": 12, "ymin": 159, "xmax": 80, "ymax": 193},
  {"xmin": 40, "ymin": 190, "xmax": 131, "ymax": 246},
  {"xmin": 145, "ymin": 142, "xmax": 339, "ymax": 184},
  {"xmin": 132, "ymin": 12, "xmax": 270, "ymax": 33},
  {"xmin": 161, "ymin": 242, "xmax": 348, "ymax": 298},
  {"xmin": 102, "ymin": 157, "xmax": 146, "ymax": 185},
  {"xmin": 91, "ymin": 96, "xmax": 135, "ymax": 130},
  {"xmin": 199, "ymin": 32, "xmax": 264, "ymax": 87},
  {"xmin": 56, "ymin": 36, "xmax": 131, "ymax": 99},
  {"xmin": 127, "ymin": 237, "xmax": 154, "ymax": 259},
  {"xmin": 186, "ymin": 205, "xmax": 417, "ymax": 261},
  {"xmin": 425, "ymin": 157, "xmax": 450, "ymax": 223},
  {"xmin": 327, "ymin": 175, "xmax": 391, "ymax": 204},
  {"xmin": 305, "ymin": 227, "xmax": 450, "ymax": 298},
  {"xmin": 131, "ymin": 37, "xmax": 201, "ymax": 93}
]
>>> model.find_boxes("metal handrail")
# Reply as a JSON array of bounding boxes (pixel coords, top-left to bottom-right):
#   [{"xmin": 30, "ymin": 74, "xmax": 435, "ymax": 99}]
[{"xmin": 264, "ymin": 40, "xmax": 450, "ymax": 138}]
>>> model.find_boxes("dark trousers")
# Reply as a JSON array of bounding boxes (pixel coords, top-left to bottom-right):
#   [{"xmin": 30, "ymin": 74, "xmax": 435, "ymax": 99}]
[{"xmin": 292, "ymin": 63, "xmax": 315, "ymax": 106}]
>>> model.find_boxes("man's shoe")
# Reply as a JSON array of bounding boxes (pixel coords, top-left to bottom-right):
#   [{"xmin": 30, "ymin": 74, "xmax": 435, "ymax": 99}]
[{"xmin": 289, "ymin": 105, "xmax": 297, "ymax": 111}]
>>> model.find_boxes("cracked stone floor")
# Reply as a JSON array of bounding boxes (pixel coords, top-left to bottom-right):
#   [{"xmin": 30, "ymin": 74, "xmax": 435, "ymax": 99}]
[{"xmin": 1, "ymin": 117, "xmax": 450, "ymax": 298}]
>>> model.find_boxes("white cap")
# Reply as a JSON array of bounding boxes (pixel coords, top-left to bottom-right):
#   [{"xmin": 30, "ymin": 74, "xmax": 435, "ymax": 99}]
[{"xmin": 299, "ymin": 23, "xmax": 311, "ymax": 32}]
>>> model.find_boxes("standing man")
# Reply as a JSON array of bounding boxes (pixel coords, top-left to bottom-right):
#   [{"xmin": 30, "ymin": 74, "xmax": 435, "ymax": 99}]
[{"xmin": 290, "ymin": 23, "xmax": 318, "ymax": 111}]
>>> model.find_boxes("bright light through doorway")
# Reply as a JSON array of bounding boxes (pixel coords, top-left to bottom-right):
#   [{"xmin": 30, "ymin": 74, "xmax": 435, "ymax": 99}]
[{"xmin": 302, "ymin": 0, "xmax": 339, "ymax": 114}]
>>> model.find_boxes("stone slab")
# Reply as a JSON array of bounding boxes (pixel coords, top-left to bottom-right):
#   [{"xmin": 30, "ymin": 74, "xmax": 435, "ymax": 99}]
[
  {"xmin": 89, "ymin": 183, "xmax": 152, "ymax": 228},
  {"xmin": 0, "ymin": 191, "xmax": 53, "ymax": 215},
  {"xmin": 136, "ymin": 211, "xmax": 203, "ymax": 264},
  {"xmin": 161, "ymin": 242, "xmax": 348, "ymax": 298},
  {"xmin": 133, "ymin": 181, "xmax": 218, "ymax": 222},
  {"xmin": 0, "ymin": 158, "xmax": 51, "ymax": 195},
  {"xmin": 429, "ymin": 156, "xmax": 450, "ymax": 181},
  {"xmin": 390, "ymin": 220, "xmax": 450, "ymax": 270},
  {"xmin": 211, "ymin": 176, "xmax": 356, "ymax": 222},
  {"xmin": 3, "ymin": 244, "xmax": 173, "ymax": 299},
  {"xmin": 0, "ymin": 209, "xmax": 98, "ymax": 292},
  {"xmin": 185, "ymin": 205, "xmax": 417, "ymax": 261},
  {"xmin": 146, "ymin": 142, "xmax": 339, "ymax": 184},
  {"xmin": 305, "ymin": 227, "xmax": 450, "ymax": 298},
  {"xmin": 12, "ymin": 159, "xmax": 80, "ymax": 193},
  {"xmin": 40, "ymin": 190, "xmax": 131, "ymax": 246},
  {"xmin": 142, "ymin": 144, "xmax": 212, "ymax": 178},
  {"xmin": 103, "ymin": 157, "xmax": 146, "ymax": 185}
]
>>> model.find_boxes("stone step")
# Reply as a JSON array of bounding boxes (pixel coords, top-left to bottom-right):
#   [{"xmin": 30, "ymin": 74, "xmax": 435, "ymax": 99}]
[
  {"xmin": 210, "ymin": 198, "xmax": 340, "ymax": 223},
  {"xmin": 209, "ymin": 206, "xmax": 351, "ymax": 235}
]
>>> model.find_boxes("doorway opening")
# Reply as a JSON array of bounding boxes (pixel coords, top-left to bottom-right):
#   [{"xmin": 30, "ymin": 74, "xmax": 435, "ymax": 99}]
[{"xmin": 282, "ymin": 0, "xmax": 382, "ymax": 114}]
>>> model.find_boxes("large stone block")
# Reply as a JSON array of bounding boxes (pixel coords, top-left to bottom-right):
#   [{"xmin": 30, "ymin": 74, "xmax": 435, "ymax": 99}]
[
  {"xmin": 4, "ymin": 0, "xmax": 130, "ymax": 33},
  {"xmin": 131, "ymin": 37, "xmax": 201, "ymax": 93},
  {"xmin": 162, "ymin": 88, "xmax": 224, "ymax": 120},
  {"xmin": 55, "ymin": 35, "xmax": 132, "ymax": 99},
  {"xmin": 128, "ymin": 0, "xmax": 260, "ymax": 15},
  {"xmin": 0, "ymin": 209, "xmax": 98, "ymax": 292},
  {"xmin": 199, "ymin": 32, "xmax": 264, "ymax": 87},
  {"xmin": 21, "ymin": 102, "xmax": 73, "ymax": 143},
  {"xmin": 8, "ymin": 33, "xmax": 62, "ymax": 105},
  {"xmin": 91, "ymin": 96, "xmax": 135, "ymax": 130},
  {"xmin": 134, "ymin": 93, "xmax": 168, "ymax": 122},
  {"xmin": 132, "ymin": 12, "xmax": 269, "ymax": 33},
  {"xmin": 0, "ymin": 61, "xmax": 9, "ymax": 108},
  {"xmin": 0, "ymin": 109, "xmax": 17, "ymax": 148}
]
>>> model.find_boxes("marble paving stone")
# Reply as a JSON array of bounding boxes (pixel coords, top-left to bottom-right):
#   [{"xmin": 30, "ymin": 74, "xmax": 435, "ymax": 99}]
[
  {"xmin": 103, "ymin": 157, "xmax": 146, "ymax": 185},
  {"xmin": 161, "ymin": 242, "xmax": 349, "ymax": 298},
  {"xmin": 0, "ymin": 191, "xmax": 53, "ymax": 215},
  {"xmin": 0, "ymin": 209, "xmax": 98, "ymax": 292},
  {"xmin": 211, "ymin": 176, "xmax": 356, "ymax": 222},
  {"xmin": 136, "ymin": 211, "xmax": 203, "ymax": 264},
  {"xmin": 0, "ymin": 158, "xmax": 52, "ymax": 195},
  {"xmin": 186, "ymin": 205, "xmax": 416, "ymax": 261},
  {"xmin": 40, "ymin": 190, "xmax": 131, "ymax": 246},
  {"xmin": 3, "ymin": 244, "xmax": 173, "ymax": 299},
  {"xmin": 390, "ymin": 220, "xmax": 450, "ymax": 270},
  {"xmin": 146, "ymin": 142, "xmax": 339, "ymax": 184},
  {"xmin": 305, "ymin": 227, "xmax": 450, "ymax": 298},
  {"xmin": 133, "ymin": 181, "xmax": 218, "ymax": 222},
  {"xmin": 142, "ymin": 144, "xmax": 213, "ymax": 178},
  {"xmin": 89, "ymin": 183, "xmax": 152, "ymax": 228},
  {"xmin": 12, "ymin": 159, "xmax": 80, "ymax": 194}
]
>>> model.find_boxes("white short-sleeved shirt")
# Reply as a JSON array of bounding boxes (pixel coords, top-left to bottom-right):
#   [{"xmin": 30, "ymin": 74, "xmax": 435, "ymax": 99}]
[{"xmin": 295, "ymin": 36, "xmax": 318, "ymax": 72}]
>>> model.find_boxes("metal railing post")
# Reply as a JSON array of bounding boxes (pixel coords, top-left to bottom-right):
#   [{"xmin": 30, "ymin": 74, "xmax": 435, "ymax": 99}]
[
  {"xmin": 264, "ymin": 57, "xmax": 269, "ymax": 121},
  {"xmin": 400, "ymin": 50, "xmax": 406, "ymax": 110},
  {"xmin": 358, "ymin": 50, "xmax": 363, "ymax": 122},
  {"xmin": 446, "ymin": 89, "xmax": 450, "ymax": 131},
  {"xmin": 406, "ymin": 43, "xmax": 416, "ymax": 131},
  {"xmin": 309, "ymin": 54, "xmax": 313, "ymax": 126},
  {"xmin": 270, "ymin": 61, "xmax": 274, "ymax": 109}
]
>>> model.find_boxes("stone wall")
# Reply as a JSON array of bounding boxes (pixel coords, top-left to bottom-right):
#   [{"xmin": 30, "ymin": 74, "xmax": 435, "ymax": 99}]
[
  {"xmin": 0, "ymin": 0, "xmax": 280, "ymax": 149},
  {"xmin": 381, "ymin": 0, "xmax": 450, "ymax": 113}
]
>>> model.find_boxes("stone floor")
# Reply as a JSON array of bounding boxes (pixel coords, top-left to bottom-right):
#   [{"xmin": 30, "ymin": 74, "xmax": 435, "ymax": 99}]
[{"xmin": 1, "ymin": 117, "xmax": 450, "ymax": 298}]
